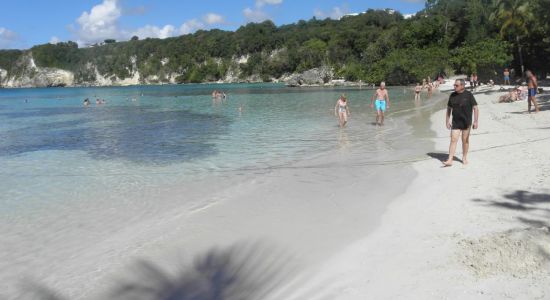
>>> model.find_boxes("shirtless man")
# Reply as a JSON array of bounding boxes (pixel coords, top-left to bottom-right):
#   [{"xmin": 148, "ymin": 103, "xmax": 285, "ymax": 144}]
[
  {"xmin": 503, "ymin": 68, "xmax": 510, "ymax": 85},
  {"xmin": 443, "ymin": 79, "xmax": 479, "ymax": 166},
  {"xmin": 526, "ymin": 70, "xmax": 540, "ymax": 113},
  {"xmin": 370, "ymin": 82, "xmax": 390, "ymax": 126}
]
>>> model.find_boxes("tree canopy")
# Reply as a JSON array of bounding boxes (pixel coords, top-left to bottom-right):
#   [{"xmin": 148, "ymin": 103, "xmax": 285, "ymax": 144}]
[{"xmin": 0, "ymin": 1, "xmax": 548, "ymax": 85}]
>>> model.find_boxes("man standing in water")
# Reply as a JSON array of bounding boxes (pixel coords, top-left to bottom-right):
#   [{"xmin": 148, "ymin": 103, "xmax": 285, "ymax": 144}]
[
  {"xmin": 370, "ymin": 82, "xmax": 390, "ymax": 126},
  {"xmin": 526, "ymin": 70, "xmax": 540, "ymax": 113},
  {"xmin": 443, "ymin": 79, "xmax": 479, "ymax": 167}
]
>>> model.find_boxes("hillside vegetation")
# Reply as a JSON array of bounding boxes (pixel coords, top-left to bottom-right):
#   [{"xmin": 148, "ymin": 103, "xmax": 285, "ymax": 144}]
[{"xmin": 0, "ymin": 0, "xmax": 548, "ymax": 86}]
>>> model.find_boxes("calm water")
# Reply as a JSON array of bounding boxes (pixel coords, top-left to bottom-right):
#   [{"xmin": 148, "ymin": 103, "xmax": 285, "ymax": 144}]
[{"xmin": 0, "ymin": 83, "xmax": 444, "ymax": 215}]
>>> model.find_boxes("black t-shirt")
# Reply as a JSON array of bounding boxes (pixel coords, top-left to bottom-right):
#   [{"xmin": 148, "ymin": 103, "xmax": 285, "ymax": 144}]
[{"xmin": 447, "ymin": 90, "xmax": 478, "ymax": 130}]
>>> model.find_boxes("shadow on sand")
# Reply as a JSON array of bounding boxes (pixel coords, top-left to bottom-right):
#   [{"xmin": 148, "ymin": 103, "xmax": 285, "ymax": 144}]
[
  {"xmin": 20, "ymin": 242, "xmax": 301, "ymax": 300},
  {"xmin": 472, "ymin": 190, "xmax": 550, "ymax": 229},
  {"xmin": 508, "ymin": 93, "xmax": 550, "ymax": 114},
  {"xmin": 426, "ymin": 152, "xmax": 463, "ymax": 164}
]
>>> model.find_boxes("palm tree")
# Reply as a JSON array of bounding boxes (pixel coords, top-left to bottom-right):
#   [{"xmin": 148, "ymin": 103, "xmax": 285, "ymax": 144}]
[{"xmin": 491, "ymin": 0, "xmax": 532, "ymax": 77}]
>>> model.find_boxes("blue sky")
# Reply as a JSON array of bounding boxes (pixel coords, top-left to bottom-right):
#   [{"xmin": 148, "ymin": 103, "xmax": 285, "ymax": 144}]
[{"xmin": 0, "ymin": 0, "xmax": 425, "ymax": 49}]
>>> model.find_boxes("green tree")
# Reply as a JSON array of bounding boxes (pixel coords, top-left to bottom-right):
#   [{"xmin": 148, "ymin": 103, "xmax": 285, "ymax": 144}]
[{"xmin": 491, "ymin": 0, "xmax": 532, "ymax": 76}]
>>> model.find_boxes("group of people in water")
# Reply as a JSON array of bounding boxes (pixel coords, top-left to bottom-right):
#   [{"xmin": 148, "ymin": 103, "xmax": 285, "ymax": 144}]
[
  {"xmin": 414, "ymin": 76, "xmax": 442, "ymax": 101},
  {"xmin": 83, "ymin": 98, "xmax": 107, "ymax": 106},
  {"xmin": 212, "ymin": 90, "xmax": 226, "ymax": 99},
  {"xmin": 336, "ymin": 78, "xmax": 441, "ymax": 128}
]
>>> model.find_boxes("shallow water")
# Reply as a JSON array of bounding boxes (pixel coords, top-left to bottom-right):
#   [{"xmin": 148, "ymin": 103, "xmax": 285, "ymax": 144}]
[
  {"xmin": 0, "ymin": 83, "xmax": 447, "ymax": 299},
  {"xmin": 0, "ymin": 84, "xmax": 444, "ymax": 214}
]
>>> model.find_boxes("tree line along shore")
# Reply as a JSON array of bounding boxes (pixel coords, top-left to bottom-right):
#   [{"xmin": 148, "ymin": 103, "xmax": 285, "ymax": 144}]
[{"xmin": 0, "ymin": 0, "xmax": 548, "ymax": 88}]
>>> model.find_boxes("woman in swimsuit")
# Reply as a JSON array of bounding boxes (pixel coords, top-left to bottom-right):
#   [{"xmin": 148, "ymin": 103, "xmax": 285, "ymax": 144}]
[
  {"xmin": 415, "ymin": 83, "xmax": 422, "ymax": 101},
  {"xmin": 334, "ymin": 94, "xmax": 351, "ymax": 127}
]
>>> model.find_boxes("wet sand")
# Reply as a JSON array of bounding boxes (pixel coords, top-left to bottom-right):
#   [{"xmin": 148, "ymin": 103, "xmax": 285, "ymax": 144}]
[
  {"xmin": 295, "ymin": 83, "xmax": 550, "ymax": 299},
  {"xmin": 1, "ymin": 89, "xmax": 448, "ymax": 299}
]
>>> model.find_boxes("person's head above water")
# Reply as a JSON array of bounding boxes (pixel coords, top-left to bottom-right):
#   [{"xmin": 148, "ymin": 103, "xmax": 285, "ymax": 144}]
[{"xmin": 454, "ymin": 79, "xmax": 466, "ymax": 93}]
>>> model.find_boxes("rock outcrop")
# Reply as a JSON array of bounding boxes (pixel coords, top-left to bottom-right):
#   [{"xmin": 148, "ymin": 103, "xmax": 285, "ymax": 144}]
[
  {"xmin": 0, "ymin": 54, "xmax": 75, "ymax": 88},
  {"xmin": 284, "ymin": 66, "xmax": 334, "ymax": 86},
  {"xmin": 0, "ymin": 51, "xmax": 342, "ymax": 88}
]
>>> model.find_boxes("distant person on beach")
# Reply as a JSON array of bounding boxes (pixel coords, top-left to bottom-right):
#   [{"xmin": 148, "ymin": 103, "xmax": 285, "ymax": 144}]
[
  {"xmin": 526, "ymin": 70, "xmax": 540, "ymax": 113},
  {"xmin": 335, "ymin": 94, "xmax": 350, "ymax": 127},
  {"xmin": 370, "ymin": 82, "xmax": 390, "ymax": 126},
  {"xmin": 503, "ymin": 68, "xmax": 510, "ymax": 85},
  {"xmin": 443, "ymin": 79, "xmax": 479, "ymax": 166},
  {"xmin": 415, "ymin": 83, "xmax": 422, "ymax": 101},
  {"xmin": 437, "ymin": 73, "xmax": 445, "ymax": 84}
]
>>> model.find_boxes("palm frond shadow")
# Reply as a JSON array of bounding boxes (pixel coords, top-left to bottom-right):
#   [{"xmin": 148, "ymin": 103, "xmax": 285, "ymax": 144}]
[
  {"xmin": 111, "ymin": 242, "xmax": 298, "ymax": 300},
  {"xmin": 472, "ymin": 190, "xmax": 550, "ymax": 229}
]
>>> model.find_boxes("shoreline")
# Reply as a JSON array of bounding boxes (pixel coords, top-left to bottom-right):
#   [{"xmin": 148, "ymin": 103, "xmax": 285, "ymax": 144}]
[
  {"xmin": 4, "ymin": 84, "xmax": 548, "ymax": 299},
  {"xmin": 292, "ymin": 85, "xmax": 550, "ymax": 299},
  {"xmin": 0, "ymin": 87, "xmax": 447, "ymax": 299}
]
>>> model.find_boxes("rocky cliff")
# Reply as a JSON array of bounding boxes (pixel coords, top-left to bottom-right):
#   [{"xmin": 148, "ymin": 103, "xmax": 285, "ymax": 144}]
[
  {"xmin": 0, "ymin": 51, "xmax": 338, "ymax": 88},
  {"xmin": 0, "ymin": 54, "xmax": 74, "ymax": 88}
]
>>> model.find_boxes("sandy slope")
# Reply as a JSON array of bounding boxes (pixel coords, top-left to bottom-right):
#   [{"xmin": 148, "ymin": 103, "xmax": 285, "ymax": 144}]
[{"xmin": 292, "ymin": 86, "xmax": 550, "ymax": 299}]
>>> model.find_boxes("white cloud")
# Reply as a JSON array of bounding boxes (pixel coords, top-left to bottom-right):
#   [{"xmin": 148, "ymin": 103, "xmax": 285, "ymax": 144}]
[
  {"xmin": 131, "ymin": 25, "xmax": 176, "ymax": 39},
  {"xmin": 314, "ymin": 5, "xmax": 350, "ymax": 20},
  {"xmin": 256, "ymin": 0, "xmax": 283, "ymax": 8},
  {"xmin": 204, "ymin": 13, "xmax": 225, "ymax": 25},
  {"xmin": 244, "ymin": 0, "xmax": 281, "ymax": 22},
  {"xmin": 243, "ymin": 7, "xmax": 270, "ymax": 23},
  {"xmin": 179, "ymin": 19, "xmax": 205, "ymax": 35},
  {"xmin": 75, "ymin": 0, "xmax": 122, "ymax": 45},
  {"xmin": 72, "ymin": 0, "xmax": 226, "ymax": 44},
  {"xmin": 49, "ymin": 36, "xmax": 61, "ymax": 44},
  {"xmin": 0, "ymin": 27, "xmax": 18, "ymax": 49}
]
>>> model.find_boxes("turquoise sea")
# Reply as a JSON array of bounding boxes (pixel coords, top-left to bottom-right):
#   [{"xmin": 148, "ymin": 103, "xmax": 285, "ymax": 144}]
[
  {"xmin": 0, "ymin": 83, "xmax": 449, "ymax": 298},
  {"xmin": 0, "ymin": 83, "xmax": 445, "ymax": 215}
]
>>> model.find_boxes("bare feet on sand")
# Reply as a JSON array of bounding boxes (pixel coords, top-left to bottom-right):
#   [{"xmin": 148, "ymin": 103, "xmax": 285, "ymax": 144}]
[{"xmin": 442, "ymin": 160, "xmax": 453, "ymax": 167}]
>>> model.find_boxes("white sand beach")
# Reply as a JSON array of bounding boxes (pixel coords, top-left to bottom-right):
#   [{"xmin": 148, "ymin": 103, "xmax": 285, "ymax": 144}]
[
  {"xmin": 290, "ymin": 83, "xmax": 550, "ymax": 299},
  {"xmin": 2, "ymin": 83, "xmax": 549, "ymax": 300}
]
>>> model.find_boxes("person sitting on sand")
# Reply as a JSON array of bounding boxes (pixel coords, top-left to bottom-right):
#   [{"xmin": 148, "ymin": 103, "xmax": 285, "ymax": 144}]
[
  {"xmin": 414, "ymin": 83, "xmax": 422, "ymax": 101},
  {"xmin": 443, "ymin": 79, "xmax": 479, "ymax": 167},
  {"xmin": 370, "ymin": 82, "xmax": 390, "ymax": 126},
  {"xmin": 334, "ymin": 94, "xmax": 351, "ymax": 127},
  {"xmin": 498, "ymin": 88, "xmax": 518, "ymax": 103}
]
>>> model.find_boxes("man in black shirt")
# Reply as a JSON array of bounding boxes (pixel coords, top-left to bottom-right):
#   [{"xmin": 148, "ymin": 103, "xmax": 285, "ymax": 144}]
[{"xmin": 443, "ymin": 79, "xmax": 479, "ymax": 166}]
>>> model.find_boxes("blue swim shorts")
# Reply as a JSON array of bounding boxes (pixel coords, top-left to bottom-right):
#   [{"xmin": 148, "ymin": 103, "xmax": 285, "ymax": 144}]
[
  {"xmin": 528, "ymin": 88, "xmax": 537, "ymax": 97},
  {"xmin": 375, "ymin": 99, "xmax": 386, "ymax": 112},
  {"xmin": 504, "ymin": 76, "xmax": 510, "ymax": 81}
]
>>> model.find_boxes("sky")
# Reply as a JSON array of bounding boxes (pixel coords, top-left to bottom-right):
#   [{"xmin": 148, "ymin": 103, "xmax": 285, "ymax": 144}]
[{"xmin": 0, "ymin": 0, "xmax": 425, "ymax": 49}]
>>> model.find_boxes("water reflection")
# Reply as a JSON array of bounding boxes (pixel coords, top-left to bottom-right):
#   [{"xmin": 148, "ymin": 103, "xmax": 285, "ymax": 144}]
[{"xmin": 0, "ymin": 106, "xmax": 231, "ymax": 165}]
